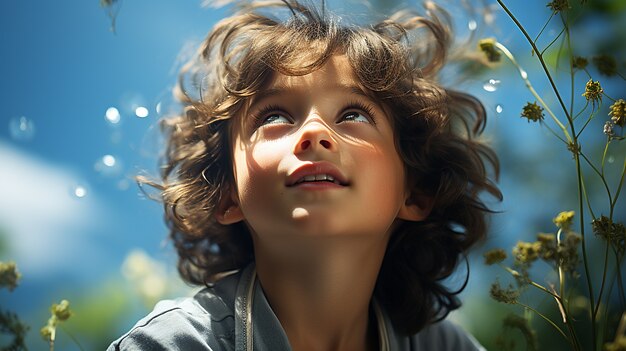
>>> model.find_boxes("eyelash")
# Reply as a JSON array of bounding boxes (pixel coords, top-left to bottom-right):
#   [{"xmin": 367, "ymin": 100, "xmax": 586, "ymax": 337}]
[{"xmin": 250, "ymin": 101, "xmax": 377, "ymax": 129}]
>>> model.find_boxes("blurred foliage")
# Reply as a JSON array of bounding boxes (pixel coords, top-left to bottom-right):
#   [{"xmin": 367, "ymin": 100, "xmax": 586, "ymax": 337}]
[
  {"xmin": 0, "ymin": 261, "xmax": 28, "ymax": 351},
  {"xmin": 478, "ymin": 0, "xmax": 626, "ymax": 350}
]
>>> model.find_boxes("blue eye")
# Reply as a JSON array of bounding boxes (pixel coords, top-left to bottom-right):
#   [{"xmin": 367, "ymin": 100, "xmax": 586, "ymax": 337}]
[
  {"xmin": 341, "ymin": 111, "xmax": 371, "ymax": 123},
  {"xmin": 262, "ymin": 113, "xmax": 290, "ymax": 125}
]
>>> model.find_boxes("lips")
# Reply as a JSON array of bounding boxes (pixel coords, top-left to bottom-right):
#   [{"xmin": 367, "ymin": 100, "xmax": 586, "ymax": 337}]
[{"xmin": 286, "ymin": 162, "xmax": 349, "ymax": 187}]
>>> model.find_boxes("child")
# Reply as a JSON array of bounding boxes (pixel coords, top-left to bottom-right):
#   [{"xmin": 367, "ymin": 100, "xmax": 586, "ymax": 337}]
[{"xmin": 109, "ymin": 0, "xmax": 501, "ymax": 349}]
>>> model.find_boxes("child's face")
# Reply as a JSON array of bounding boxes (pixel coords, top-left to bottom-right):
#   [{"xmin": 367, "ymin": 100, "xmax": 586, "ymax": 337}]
[{"xmin": 228, "ymin": 55, "xmax": 413, "ymax": 240}]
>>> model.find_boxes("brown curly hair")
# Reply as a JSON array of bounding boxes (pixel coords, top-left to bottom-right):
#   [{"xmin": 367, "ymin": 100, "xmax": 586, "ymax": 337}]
[{"xmin": 152, "ymin": 0, "xmax": 502, "ymax": 335}]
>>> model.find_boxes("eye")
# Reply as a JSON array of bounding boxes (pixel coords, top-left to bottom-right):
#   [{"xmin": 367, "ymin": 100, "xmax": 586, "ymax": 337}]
[
  {"xmin": 250, "ymin": 104, "xmax": 292, "ymax": 129},
  {"xmin": 262, "ymin": 113, "xmax": 291, "ymax": 125},
  {"xmin": 340, "ymin": 111, "xmax": 371, "ymax": 123}
]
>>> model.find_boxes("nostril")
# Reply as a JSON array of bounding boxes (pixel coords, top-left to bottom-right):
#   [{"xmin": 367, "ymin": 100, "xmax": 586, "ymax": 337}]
[
  {"xmin": 300, "ymin": 140, "xmax": 311, "ymax": 150},
  {"xmin": 320, "ymin": 140, "xmax": 331, "ymax": 149}
]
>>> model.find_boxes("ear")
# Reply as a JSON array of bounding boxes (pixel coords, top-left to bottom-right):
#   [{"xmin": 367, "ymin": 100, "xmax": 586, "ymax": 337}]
[
  {"xmin": 397, "ymin": 194, "xmax": 433, "ymax": 222},
  {"xmin": 214, "ymin": 187, "xmax": 244, "ymax": 225}
]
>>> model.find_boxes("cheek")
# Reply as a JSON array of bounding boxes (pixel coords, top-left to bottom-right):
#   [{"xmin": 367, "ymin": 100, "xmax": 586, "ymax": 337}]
[
  {"xmin": 232, "ymin": 139, "xmax": 288, "ymax": 200},
  {"xmin": 355, "ymin": 145, "xmax": 407, "ymax": 213}
]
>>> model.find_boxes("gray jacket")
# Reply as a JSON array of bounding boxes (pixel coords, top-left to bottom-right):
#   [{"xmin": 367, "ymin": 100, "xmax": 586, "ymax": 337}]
[{"xmin": 108, "ymin": 264, "xmax": 484, "ymax": 350}]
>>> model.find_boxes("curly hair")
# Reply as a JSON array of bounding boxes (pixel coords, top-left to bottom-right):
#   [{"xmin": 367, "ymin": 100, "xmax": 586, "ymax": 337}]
[{"xmin": 153, "ymin": 0, "xmax": 502, "ymax": 335}]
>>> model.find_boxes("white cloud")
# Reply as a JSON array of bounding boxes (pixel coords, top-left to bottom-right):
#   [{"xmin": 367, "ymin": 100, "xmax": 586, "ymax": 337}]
[{"xmin": 0, "ymin": 141, "xmax": 102, "ymax": 277}]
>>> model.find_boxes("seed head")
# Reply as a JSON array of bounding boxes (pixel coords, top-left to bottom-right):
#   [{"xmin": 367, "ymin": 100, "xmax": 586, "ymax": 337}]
[
  {"xmin": 521, "ymin": 102, "xmax": 544, "ymax": 123},
  {"xmin": 593, "ymin": 55, "xmax": 618, "ymax": 76},
  {"xmin": 547, "ymin": 0, "xmax": 569, "ymax": 11},
  {"xmin": 0, "ymin": 261, "xmax": 21, "ymax": 292},
  {"xmin": 478, "ymin": 38, "xmax": 501, "ymax": 63},
  {"xmin": 572, "ymin": 56, "xmax": 588, "ymax": 70},
  {"xmin": 609, "ymin": 99, "xmax": 626, "ymax": 127},
  {"xmin": 484, "ymin": 249, "xmax": 507, "ymax": 265},
  {"xmin": 582, "ymin": 79, "xmax": 603, "ymax": 105},
  {"xmin": 592, "ymin": 215, "xmax": 626, "ymax": 255},
  {"xmin": 604, "ymin": 121, "xmax": 615, "ymax": 137},
  {"xmin": 490, "ymin": 280, "xmax": 519, "ymax": 304},
  {"xmin": 537, "ymin": 233, "xmax": 557, "ymax": 260}
]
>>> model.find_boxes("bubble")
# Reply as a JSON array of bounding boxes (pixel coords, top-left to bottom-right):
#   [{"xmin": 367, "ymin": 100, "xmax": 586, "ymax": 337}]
[
  {"xmin": 468, "ymin": 20, "xmax": 477, "ymax": 31},
  {"xmin": 73, "ymin": 185, "xmax": 87, "ymax": 198},
  {"xmin": 607, "ymin": 155, "xmax": 615, "ymax": 164},
  {"xmin": 105, "ymin": 107, "xmax": 121, "ymax": 124},
  {"xmin": 95, "ymin": 154, "xmax": 122, "ymax": 177},
  {"xmin": 495, "ymin": 104, "xmax": 504, "ymax": 114},
  {"xmin": 135, "ymin": 106, "xmax": 149, "ymax": 118},
  {"xmin": 9, "ymin": 116, "xmax": 35, "ymax": 141},
  {"xmin": 483, "ymin": 79, "xmax": 501, "ymax": 92},
  {"xmin": 69, "ymin": 183, "xmax": 89, "ymax": 199},
  {"xmin": 103, "ymin": 154, "xmax": 116, "ymax": 167}
]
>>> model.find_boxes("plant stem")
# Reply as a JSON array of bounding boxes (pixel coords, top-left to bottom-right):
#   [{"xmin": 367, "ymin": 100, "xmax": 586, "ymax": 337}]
[{"xmin": 495, "ymin": 42, "xmax": 572, "ymax": 143}]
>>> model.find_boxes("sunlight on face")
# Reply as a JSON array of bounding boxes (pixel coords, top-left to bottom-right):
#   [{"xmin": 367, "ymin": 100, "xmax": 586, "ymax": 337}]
[{"xmin": 231, "ymin": 55, "xmax": 408, "ymax": 240}]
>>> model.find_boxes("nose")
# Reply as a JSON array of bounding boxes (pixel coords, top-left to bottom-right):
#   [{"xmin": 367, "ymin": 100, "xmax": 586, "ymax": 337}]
[{"xmin": 293, "ymin": 119, "xmax": 337, "ymax": 155}]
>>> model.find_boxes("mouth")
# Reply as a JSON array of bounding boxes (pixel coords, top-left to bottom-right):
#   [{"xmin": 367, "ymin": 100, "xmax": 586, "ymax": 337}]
[
  {"xmin": 292, "ymin": 173, "xmax": 346, "ymax": 186},
  {"xmin": 286, "ymin": 163, "xmax": 350, "ymax": 187}
]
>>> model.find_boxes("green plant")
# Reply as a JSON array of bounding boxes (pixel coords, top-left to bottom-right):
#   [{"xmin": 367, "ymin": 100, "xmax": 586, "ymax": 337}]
[
  {"xmin": 0, "ymin": 261, "xmax": 28, "ymax": 351},
  {"xmin": 480, "ymin": 1, "xmax": 625, "ymax": 350}
]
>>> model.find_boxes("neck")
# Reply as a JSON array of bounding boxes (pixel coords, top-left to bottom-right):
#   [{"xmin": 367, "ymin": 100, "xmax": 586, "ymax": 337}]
[{"xmin": 253, "ymin": 234, "xmax": 389, "ymax": 351}]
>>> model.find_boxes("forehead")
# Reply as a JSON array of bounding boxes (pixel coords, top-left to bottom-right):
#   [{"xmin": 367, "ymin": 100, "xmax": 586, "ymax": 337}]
[{"xmin": 250, "ymin": 55, "xmax": 374, "ymax": 105}]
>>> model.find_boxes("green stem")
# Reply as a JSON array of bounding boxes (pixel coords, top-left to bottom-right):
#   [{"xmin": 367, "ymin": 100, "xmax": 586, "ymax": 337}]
[
  {"xmin": 495, "ymin": 0, "xmax": 573, "ymax": 125},
  {"xmin": 517, "ymin": 302, "xmax": 573, "ymax": 348},
  {"xmin": 495, "ymin": 42, "xmax": 572, "ymax": 143},
  {"xmin": 612, "ymin": 158, "xmax": 626, "ymax": 208}
]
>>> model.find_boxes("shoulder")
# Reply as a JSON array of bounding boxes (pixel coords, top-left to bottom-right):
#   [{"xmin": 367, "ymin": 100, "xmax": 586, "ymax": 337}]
[
  {"xmin": 409, "ymin": 319, "xmax": 485, "ymax": 351},
  {"xmin": 107, "ymin": 275, "xmax": 239, "ymax": 351}
]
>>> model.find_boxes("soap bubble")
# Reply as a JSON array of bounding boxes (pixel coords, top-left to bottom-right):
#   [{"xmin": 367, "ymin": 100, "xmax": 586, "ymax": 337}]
[
  {"xmin": 95, "ymin": 154, "xmax": 123, "ymax": 177},
  {"xmin": 135, "ymin": 106, "xmax": 149, "ymax": 118},
  {"xmin": 105, "ymin": 107, "xmax": 121, "ymax": 124},
  {"xmin": 483, "ymin": 78, "xmax": 501, "ymax": 92},
  {"xmin": 69, "ymin": 183, "xmax": 89, "ymax": 199},
  {"xmin": 468, "ymin": 20, "xmax": 477, "ymax": 31},
  {"xmin": 9, "ymin": 116, "xmax": 35, "ymax": 141}
]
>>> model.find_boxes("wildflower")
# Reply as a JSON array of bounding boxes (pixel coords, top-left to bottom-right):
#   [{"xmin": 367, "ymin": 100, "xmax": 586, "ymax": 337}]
[
  {"xmin": 478, "ymin": 38, "xmax": 501, "ymax": 63},
  {"xmin": 593, "ymin": 54, "xmax": 618, "ymax": 76},
  {"xmin": 592, "ymin": 216, "xmax": 626, "ymax": 255},
  {"xmin": 572, "ymin": 56, "xmax": 588, "ymax": 70},
  {"xmin": 604, "ymin": 121, "xmax": 615, "ymax": 137},
  {"xmin": 567, "ymin": 141, "xmax": 580, "ymax": 156},
  {"xmin": 521, "ymin": 102, "xmax": 544, "ymax": 123},
  {"xmin": 553, "ymin": 210, "xmax": 575, "ymax": 231},
  {"xmin": 51, "ymin": 300, "xmax": 72, "ymax": 321},
  {"xmin": 40, "ymin": 322, "xmax": 55, "ymax": 342},
  {"xmin": 537, "ymin": 233, "xmax": 557, "ymax": 260},
  {"xmin": 40, "ymin": 299, "xmax": 73, "ymax": 342},
  {"xmin": 0, "ymin": 261, "xmax": 21, "ymax": 292},
  {"xmin": 484, "ymin": 249, "xmax": 507, "ymax": 265},
  {"xmin": 513, "ymin": 241, "xmax": 541, "ymax": 265},
  {"xmin": 547, "ymin": 0, "xmax": 569, "ymax": 12},
  {"xmin": 582, "ymin": 79, "xmax": 603, "ymax": 105},
  {"xmin": 609, "ymin": 99, "xmax": 626, "ymax": 127},
  {"xmin": 490, "ymin": 280, "xmax": 519, "ymax": 304}
]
